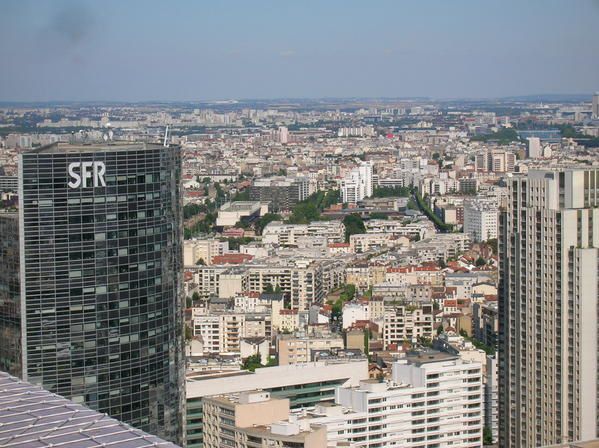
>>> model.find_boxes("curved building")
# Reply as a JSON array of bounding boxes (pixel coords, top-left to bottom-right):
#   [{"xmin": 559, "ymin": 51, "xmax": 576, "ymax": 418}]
[{"xmin": 13, "ymin": 143, "xmax": 184, "ymax": 443}]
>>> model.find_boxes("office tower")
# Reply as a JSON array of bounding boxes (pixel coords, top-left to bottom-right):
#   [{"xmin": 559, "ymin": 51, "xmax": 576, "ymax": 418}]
[
  {"xmin": 527, "ymin": 137, "xmax": 542, "ymax": 158},
  {"xmin": 498, "ymin": 168, "xmax": 599, "ymax": 447},
  {"xmin": 593, "ymin": 92, "xmax": 599, "ymax": 119},
  {"xmin": 5, "ymin": 143, "xmax": 185, "ymax": 443},
  {"xmin": 341, "ymin": 161, "xmax": 373, "ymax": 204}
]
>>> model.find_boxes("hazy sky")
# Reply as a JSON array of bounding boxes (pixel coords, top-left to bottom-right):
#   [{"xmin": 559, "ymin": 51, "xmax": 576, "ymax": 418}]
[{"xmin": 1, "ymin": 0, "xmax": 598, "ymax": 102}]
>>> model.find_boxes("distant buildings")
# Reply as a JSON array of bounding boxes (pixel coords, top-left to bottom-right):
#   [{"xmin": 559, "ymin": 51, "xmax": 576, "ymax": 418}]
[
  {"xmin": 499, "ymin": 168, "xmax": 599, "ymax": 447},
  {"xmin": 527, "ymin": 137, "xmax": 542, "ymax": 158},
  {"xmin": 593, "ymin": 92, "xmax": 599, "ymax": 119},
  {"xmin": 475, "ymin": 149, "xmax": 516, "ymax": 173},
  {"xmin": 250, "ymin": 176, "xmax": 309, "ymax": 211},
  {"xmin": 216, "ymin": 201, "xmax": 269, "ymax": 227}
]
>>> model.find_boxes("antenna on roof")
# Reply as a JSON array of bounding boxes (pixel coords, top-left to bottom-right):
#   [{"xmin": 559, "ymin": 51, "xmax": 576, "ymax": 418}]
[{"xmin": 163, "ymin": 125, "xmax": 170, "ymax": 147}]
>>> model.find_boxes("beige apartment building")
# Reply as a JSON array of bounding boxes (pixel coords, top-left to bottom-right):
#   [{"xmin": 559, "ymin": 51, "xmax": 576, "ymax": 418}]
[
  {"xmin": 202, "ymin": 391, "xmax": 326, "ymax": 448},
  {"xmin": 277, "ymin": 333, "xmax": 344, "ymax": 365},
  {"xmin": 499, "ymin": 168, "xmax": 599, "ymax": 447}
]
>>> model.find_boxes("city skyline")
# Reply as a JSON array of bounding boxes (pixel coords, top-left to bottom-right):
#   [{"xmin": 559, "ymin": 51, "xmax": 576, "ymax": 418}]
[{"xmin": 1, "ymin": 0, "xmax": 598, "ymax": 102}]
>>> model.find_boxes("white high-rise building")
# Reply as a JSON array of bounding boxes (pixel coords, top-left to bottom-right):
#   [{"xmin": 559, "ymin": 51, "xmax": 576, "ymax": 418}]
[
  {"xmin": 278, "ymin": 126, "xmax": 289, "ymax": 144},
  {"xmin": 527, "ymin": 137, "xmax": 542, "ymax": 158},
  {"xmin": 464, "ymin": 198, "xmax": 498, "ymax": 242},
  {"xmin": 307, "ymin": 353, "xmax": 484, "ymax": 447},
  {"xmin": 592, "ymin": 92, "xmax": 599, "ymax": 119},
  {"xmin": 341, "ymin": 161, "xmax": 373, "ymax": 204},
  {"xmin": 499, "ymin": 168, "xmax": 599, "ymax": 447}
]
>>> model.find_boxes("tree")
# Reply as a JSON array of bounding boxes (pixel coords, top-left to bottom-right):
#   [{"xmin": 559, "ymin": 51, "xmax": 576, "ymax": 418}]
[
  {"xmin": 436, "ymin": 325, "xmax": 444, "ymax": 336},
  {"xmin": 483, "ymin": 426, "xmax": 493, "ymax": 445},
  {"xmin": 263, "ymin": 283, "xmax": 274, "ymax": 293},
  {"xmin": 186, "ymin": 296, "xmax": 192, "ymax": 308},
  {"xmin": 255, "ymin": 213, "xmax": 282, "ymax": 234},
  {"xmin": 475, "ymin": 257, "xmax": 486, "ymax": 267},
  {"xmin": 486, "ymin": 238, "xmax": 498, "ymax": 255},
  {"xmin": 343, "ymin": 214, "xmax": 365, "ymax": 242},
  {"xmin": 241, "ymin": 354, "xmax": 263, "ymax": 372},
  {"xmin": 195, "ymin": 258, "xmax": 206, "ymax": 266},
  {"xmin": 192, "ymin": 291, "xmax": 201, "ymax": 304},
  {"xmin": 185, "ymin": 324, "xmax": 193, "ymax": 342},
  {"xmin": 289, "ymin": 202, "xmax": 320, "ymax": 224}
]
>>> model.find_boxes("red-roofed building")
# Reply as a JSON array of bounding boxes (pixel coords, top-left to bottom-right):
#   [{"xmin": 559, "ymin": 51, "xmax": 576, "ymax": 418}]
[{"xmin": 212, "ymin": 253, "xmax": 253, "ymax": 265}]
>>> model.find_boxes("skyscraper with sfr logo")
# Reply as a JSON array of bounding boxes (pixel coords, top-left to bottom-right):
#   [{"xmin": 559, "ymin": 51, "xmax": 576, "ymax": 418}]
[{"xmin": 1, "ymin": 142, "xmax": 185, "ymax": 444}]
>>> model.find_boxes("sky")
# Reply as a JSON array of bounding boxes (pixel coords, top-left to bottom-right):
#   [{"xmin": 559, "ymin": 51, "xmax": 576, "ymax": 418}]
[{"xmin": 0, "ymin": 0, "xmax": 598, "ymax": 102}]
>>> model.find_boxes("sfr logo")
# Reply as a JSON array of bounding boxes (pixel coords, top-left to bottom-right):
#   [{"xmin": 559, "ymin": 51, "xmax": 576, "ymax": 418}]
[{"xmin": 68, "ymin": 162, "xmax": 106, "ymax": 188}]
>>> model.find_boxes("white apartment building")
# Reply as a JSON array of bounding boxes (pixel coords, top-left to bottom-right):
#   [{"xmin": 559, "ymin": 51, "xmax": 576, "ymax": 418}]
[
  {"xmin": 350, "ymin": 232, "xmax": 403, "ymax": 253},
  {"xmin": 463, "ymin": 198, "xmax": 498, "ymax": 242},
  {"xmin": 341, "ymin": 299, "xmax": 385, "ymax": 330},
  {"xmin": 365, "ymin": 219, "xmax": 435, "ymax": 240},
  {"xmin": 527, "ymin": 137, "xmax": 542, "ymax": 158},
  {"xmin": 263, "ymin": 220, "xmax": 345, "ymax": 246},
  {"xmin": 383, "ymin": 303, "xmax": 434, "ymax": 346},
  {"xmin": 341, "ymin": 161, "xmax": 373, "ymax": 204},
  {"xmin": 306, "ymin": 353, "xmax": 483, "ymax": 447}
]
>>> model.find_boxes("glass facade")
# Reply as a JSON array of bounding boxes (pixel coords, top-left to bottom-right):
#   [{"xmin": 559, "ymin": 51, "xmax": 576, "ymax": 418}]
[
  {"xmin": 17, "ymin": 143, "xmax": 184, "ymax": 444},
  {"xmin": 0, "ymin": 213, "xmax": 21, "ymax": 378}
]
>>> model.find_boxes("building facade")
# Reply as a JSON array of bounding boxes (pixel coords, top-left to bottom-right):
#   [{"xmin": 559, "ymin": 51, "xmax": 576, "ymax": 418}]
[
  {"xmin": 464, "ymin": 198, "xmax": 498, "ymax": 242},
  {"xmin": 499, "ymin": 168, "xmax": 599, "ymax": 447},
  {"xmin": 13, "ymin": 143, "xmax": 185, "ymax": 443},
  {"xmin": 0, "ymin": 213, "xmax": 21, "ymax": 378}
]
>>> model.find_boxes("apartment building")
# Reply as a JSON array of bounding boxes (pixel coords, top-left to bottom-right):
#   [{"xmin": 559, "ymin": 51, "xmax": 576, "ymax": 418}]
[
  {"xmin": 341, "ymin": 161, "xmax": 373, "ymax": 204},
  {"xmin": 186, "ymin": 361, "xmax": 369, "ymax": 447},
  {"xmin": 184, "ymin": 238, "xmax": 229, "ymax": 266},
  {"xmin": 464, "ymin": 198, "xmax": 498, "ymax": 242},
  {"xmin": 250, "ymin": 176, "xmax": 309, "ymax": 211},
  {"xmin": 383, "ymin": 303, "xmax": 434, "ymax": 346},
  {"xmin": 277, "ymin": 332, "xmax": 345, "ymax": 365},
  {"xmin": 499, "ymin": 168, "xmax": 599, "ymax": 447},
  {"xmin": 203, "ymin": 391, "xmax": 326, "ymax": 448},
  {"xmin": 193, "ymin": 310, "xmax": 272, "ymax": 354},
  {"xmin": 263, "ymin": 220, "xmax": 345, "ymax": 246},
  {"xmin": 306, "ymin": 352, "xmax": 483, "ymax": 447}
]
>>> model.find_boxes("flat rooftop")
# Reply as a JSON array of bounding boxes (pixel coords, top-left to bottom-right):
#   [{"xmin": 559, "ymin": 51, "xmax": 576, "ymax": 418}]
[
  {"xmin": 404, "ymin": 350, "xmax": 459, "ymax": 366},
  {"xmin": 27, "ymin": 142, "xmax": 170, "ymax": 154}
]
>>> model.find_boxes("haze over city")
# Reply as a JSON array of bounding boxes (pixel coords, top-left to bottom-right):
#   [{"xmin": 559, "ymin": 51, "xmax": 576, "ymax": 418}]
[{"xmin": 1, "ymin": 0, "xmax": 599, "ymax": 102}]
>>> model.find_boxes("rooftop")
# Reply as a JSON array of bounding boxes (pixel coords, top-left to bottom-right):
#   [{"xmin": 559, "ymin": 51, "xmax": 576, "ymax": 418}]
[
  {"xmin": 27, "ymin": 142, "xmax": 169, "ymax": 154},
  {"xmin": 0, "ymin": 371, "xmax": 179, "ymax": 448}
]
